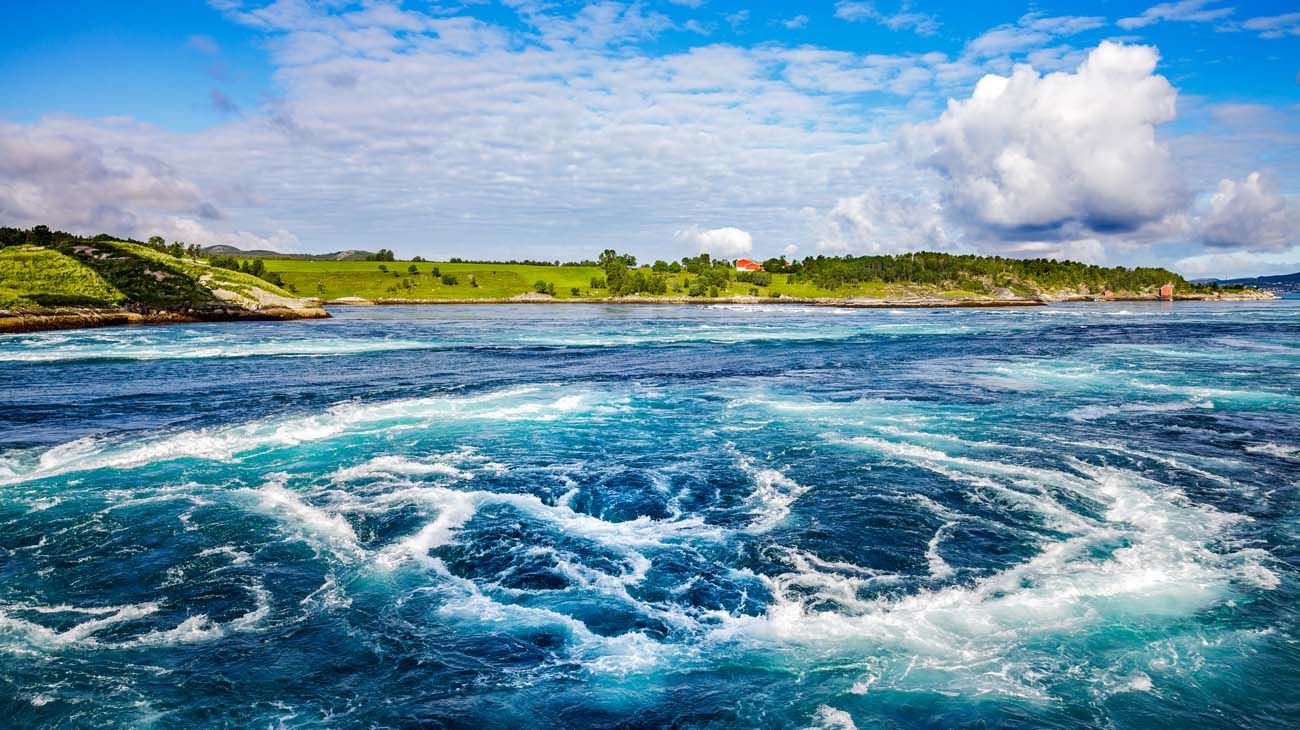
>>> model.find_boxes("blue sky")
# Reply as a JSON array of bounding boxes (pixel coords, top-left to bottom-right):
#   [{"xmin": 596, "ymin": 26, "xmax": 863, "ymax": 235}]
[{"xmin": 1, "ymin": 0, "xmax": 1297, "ymax": 276}]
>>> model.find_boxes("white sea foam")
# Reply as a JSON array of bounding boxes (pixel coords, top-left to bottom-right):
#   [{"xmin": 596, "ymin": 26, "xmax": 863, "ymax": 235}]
[
  {"xmin": 331, "ymin": 454, "xmax": 472, "ymax": 482},
  {"xmin": 434, "ymin": 579, "xmax": 674, "ymax": 676},
  {"xmin": 737, "ymin": 454, "xmax": 808, "ymax": 532},
  {"xmin": 0, "ymin": 385, "xmax": 585, "ymax": 485},
  {"xmin": 0, "ymin": 602, "xmax": 159, "ymax": 648},
  {"xmin": 925, "ymin": 522, "xmax": 956, "ymax": 579},
  {"xmin": 366, "ymin": 484, "xmax": 724, "ymax": 571},
  {"xmin": 1065, "ymin": 399, "xmax": 1212, "ymax": 422},
  {"xmin": 240, "ymin": 477, "xmax": 362, "ymax": 561},
  {"xmin": 0, "ymin": 336, "xmax": 439, "ymax": 363},
  {"xmin": 833, "ymin": 435, "xmax": 1096, "ymax": 532},
  {"xmin": 813, "ymin": 706, "xmax": 858, "ymax": 730},
  {"xmin": 1245, "ymin": 442, "xmax": 1300, "ymax": 460},
  {"xmin": 520, "ymin": 324, "xmax": 867, "ymax": 348},
  {"xmin": 709, "ymin": 445, "xmax": 1277, "ymax": 698},
  {"xmin": 373, "ymin": 490, "xmax": 478, "ymax": 570},
  {"xmin": 122, "ymin": 584, "xmax": 272, "ymax": 648}
]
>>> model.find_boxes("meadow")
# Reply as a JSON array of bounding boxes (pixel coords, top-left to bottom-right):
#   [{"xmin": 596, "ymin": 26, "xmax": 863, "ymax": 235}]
[{"xmin": 260, "ymin": 258, "xmax": 902, "ymax": 301}]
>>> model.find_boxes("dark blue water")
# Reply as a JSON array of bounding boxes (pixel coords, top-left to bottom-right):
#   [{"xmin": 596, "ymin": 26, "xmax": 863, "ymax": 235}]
[{"xmin": 2, "ymin": 302, "xmax": 1298, "ymax": 728}]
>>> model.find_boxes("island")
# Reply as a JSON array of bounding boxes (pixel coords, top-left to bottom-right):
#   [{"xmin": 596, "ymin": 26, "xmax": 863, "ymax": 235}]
[{"xmin": 0, "ymin": 224, "xmax": 1274, "ymax": 334}]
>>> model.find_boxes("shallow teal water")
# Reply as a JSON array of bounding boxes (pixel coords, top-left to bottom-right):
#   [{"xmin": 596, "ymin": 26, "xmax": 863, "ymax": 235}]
[{"xmin": 1, "ymin": 301, "xmax": 1298, "ymax": 728}]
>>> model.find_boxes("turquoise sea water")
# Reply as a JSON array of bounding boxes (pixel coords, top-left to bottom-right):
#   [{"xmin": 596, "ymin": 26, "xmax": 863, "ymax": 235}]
[{"xmin": 1, "ymin": 301, "xmax": 1298, "ymax": 728}]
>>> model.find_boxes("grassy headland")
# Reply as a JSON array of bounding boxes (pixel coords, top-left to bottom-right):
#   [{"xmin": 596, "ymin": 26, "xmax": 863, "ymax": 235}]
[{"xmin": 0, "ymin": 226, "xmax": 327, "ymax": 333}]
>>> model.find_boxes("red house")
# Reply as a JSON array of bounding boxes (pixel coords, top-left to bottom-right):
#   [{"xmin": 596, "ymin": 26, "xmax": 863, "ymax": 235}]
[
  {"xmin": 735, "ymin": 259, "xmax": 764, "ymax": 272},
  {"xmin": 1158, "ymin": 283, "xmax": 1174, "ymax": 300}
]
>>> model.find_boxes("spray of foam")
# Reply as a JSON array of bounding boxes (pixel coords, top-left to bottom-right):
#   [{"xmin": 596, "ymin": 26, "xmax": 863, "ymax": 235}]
[{"xmin": 0, "ymin": 385, "xmax": 588, "ymax": 486}]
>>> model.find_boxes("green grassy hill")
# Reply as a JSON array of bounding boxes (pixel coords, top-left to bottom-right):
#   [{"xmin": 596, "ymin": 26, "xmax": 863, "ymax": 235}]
[
  {"xmin": 0, "ymin": 245, "xmax": 126, "ymax": 309},
  {"xmin": 0, "ymin": 231, "xmax": 326, "ymax": 328}
]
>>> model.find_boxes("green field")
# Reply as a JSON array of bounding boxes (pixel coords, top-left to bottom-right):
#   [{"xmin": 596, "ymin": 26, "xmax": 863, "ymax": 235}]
[
  {"xmin": 4, "ymin": 223, "xmax": 1208, "ymax": 311},
  {"xmin": 260, "ymin": 258, "xmax": 918, "ymax": 301}
]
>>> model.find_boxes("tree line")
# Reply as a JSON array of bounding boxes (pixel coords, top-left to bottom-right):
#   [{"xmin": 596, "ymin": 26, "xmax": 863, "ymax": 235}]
[
  {"xmin": 1, "ymin": 225, "xmax": 1228, "ymax": 295},
  {"xmin": 765, "ymin": 251, "xmax": 1210, "ymax": 293}
]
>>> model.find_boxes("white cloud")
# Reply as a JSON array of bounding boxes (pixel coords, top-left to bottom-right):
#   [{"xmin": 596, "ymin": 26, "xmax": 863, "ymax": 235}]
[
  {"xmin": 0, "ymin": 120, "xmax": 297, "ymax": 250},
  {"xmin": 1117, "ymin": 1, "xmax": 1235, "ymax": 30},
  {"xmin": 781, "ymin": 15, "xmax": 809, "ymax": 30},
  {"xmin": 916, "ymin": 42, "xmax": 1184, "ymax": 236},
  {"xmin": 677, "ymin": 226, "xmax": 753, "ymax": 257},
  {"xmin": 1000, "ymin": 238, "xmax": 1106, "ymax": 264},
  {"xmin": 1241, "ymin": 12, "xmax": 1300, "ymax": 39},
  {"xmin": 1200, "ymin": 172, "xmax": 1299, "ymax": 251},
  {"xmin": 966, "ymin": 14, "xmax": 1104, "ymax": 58},
  {"xmin": 816, "ymin": 187, "xmax": 958, "ymax": 253},
  {"xmin": 834, "ymin": 2, "xmax": 939, "ymax": 36},
  {"xmin": 1174, "ymin": 248, "xmax": 1300, "ymax": 279}
]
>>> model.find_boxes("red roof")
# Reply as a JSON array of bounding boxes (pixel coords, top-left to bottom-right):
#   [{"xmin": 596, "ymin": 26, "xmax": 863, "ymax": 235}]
[{"xmin": 735, "ymin": 259, "xmax": 763, "ymax": 271}]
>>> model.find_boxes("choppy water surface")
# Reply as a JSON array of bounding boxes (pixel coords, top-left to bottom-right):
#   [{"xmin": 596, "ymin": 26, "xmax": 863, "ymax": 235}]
[{"xmin": 2, "ymin": 302, "xmax": 1298, "ymax": 728}]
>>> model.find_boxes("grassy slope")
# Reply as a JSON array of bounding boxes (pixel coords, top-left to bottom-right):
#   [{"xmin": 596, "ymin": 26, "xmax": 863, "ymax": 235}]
[
  {"xmin": 0, "ymin": 240, "xmax": 303, "ymax": 313},
  {"xmin": 262, "ymin": 259, "xmax": 922, "ymax": 301},
  {"xmin": 0, "ymin": 245, "xmax": 126, "ymax": 308},
  {"xmin": 113, "ymin": 241, "xmax": 300, "ymax": 301}
]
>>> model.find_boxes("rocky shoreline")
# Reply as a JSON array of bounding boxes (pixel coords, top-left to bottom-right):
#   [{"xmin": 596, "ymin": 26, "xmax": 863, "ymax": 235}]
[
  {"xmin": 325, "ymin": 289, "xmax": 1275, "ymax": 307},
  {"xmin": 0, "ymin": 305, "xmax": 328, "ymax": 334}
]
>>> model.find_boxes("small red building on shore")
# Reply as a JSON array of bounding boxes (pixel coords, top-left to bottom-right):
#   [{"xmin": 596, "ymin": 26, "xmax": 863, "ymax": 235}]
[
  {"xmin": 735, "ymin": 259, "xmax": 763, "ymax": 272},
  {"xmin": 1158, "ymin": 283, "xmax": 1174, "ymax": 300}
]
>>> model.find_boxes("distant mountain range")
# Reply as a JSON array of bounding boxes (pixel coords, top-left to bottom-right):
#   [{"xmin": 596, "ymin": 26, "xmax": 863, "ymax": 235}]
[
  {"xmin": 1197, "ymin": 271, "xmax": 1300, "ymax": 293},
  {"xmin": 199, "ymin": 244, "xmax": 376, "ymax": 261}
]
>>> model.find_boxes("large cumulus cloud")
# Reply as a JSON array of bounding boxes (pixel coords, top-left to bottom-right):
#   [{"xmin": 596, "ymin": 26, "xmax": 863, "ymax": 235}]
[
  {"xmin": 918, "ymin": 41, "xmax": 1185, "ymax": 237},
  {"xmin": 1200, "ymin": 172, "xmax": 1298, "ymax": 252}
]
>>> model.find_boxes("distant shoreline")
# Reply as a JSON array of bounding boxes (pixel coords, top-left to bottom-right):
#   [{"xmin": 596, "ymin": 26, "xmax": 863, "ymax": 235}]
[
  {"xmin": 325, "ymin": 295, "xmax": 1046, "ymax": 308},
  {"xmin": 322, "ymin": 291, "xmax": 1273, "ymax": 308},
  {"xmin": 1, "ymin": 291, "xmax": 1276, "ymax": 335}
]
